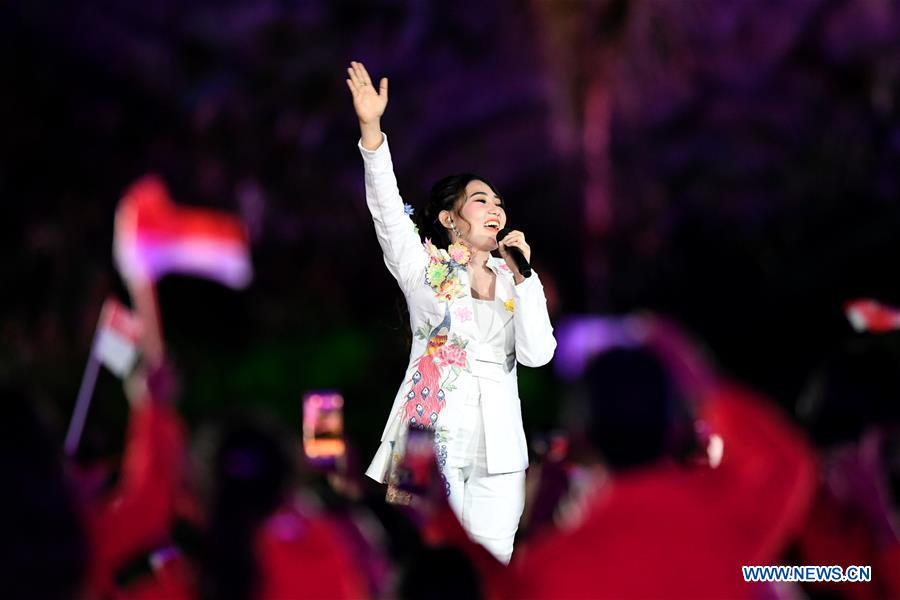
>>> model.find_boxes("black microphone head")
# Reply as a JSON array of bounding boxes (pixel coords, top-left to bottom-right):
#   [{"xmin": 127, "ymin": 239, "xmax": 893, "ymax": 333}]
[{"xmin": 496, "ymin": 227, "xmax": 512, "ymax": 242}]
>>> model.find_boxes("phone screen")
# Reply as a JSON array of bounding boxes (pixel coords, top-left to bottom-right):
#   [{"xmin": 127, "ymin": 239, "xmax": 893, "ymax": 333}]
[
  {"xmin": 302, "ymin": 391, "xmax": 346, "ymax": 467},
  {"xmin": 395, "ymin": 426, "xmax": 435, "ymax": 495}
]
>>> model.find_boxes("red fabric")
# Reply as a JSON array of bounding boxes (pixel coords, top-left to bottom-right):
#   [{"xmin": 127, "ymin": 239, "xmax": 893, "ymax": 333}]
[
  {"xmin": 796, "ymin": 488, "xmax": 900, "ymax": 600},
  {"xmin": 844, "ymin": 299, "xmax": 900, "ymax": 333},
  {"xmin": 255, "ymin": 506, "xmax": 369, "ymax": 599},
  {"xmin": 85, "ymin": 398, "xmax": 186, "ymax": 597},
  {"xmin": 512, "ymin": 384, "xmax": 817, "ymax": 600},
  {"xmin": 114, "ymin": 175, "xmax": 252, "ymax": 289},
  {"xmin": 879, "ymin": 544, "xmax": 900, "ymax": 598},
  {"xmin": 118, "ymin": 506, "xmax": 369, "ymax": 600},
  {"xmin": 118, "ymin": 175, "xmax": 249, "ymax": 246}
]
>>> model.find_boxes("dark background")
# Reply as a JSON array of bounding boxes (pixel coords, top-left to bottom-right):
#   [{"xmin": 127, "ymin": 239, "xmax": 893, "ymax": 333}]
[{"xmin": 4, "ymin": 0, "xmax": 900, "ymax": 462}]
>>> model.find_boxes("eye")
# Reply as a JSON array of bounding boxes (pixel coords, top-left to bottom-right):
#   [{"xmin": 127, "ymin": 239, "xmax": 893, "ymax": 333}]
[{"xmin": 474, "ymin": 199, "xmax": 487, "ymax": 204}]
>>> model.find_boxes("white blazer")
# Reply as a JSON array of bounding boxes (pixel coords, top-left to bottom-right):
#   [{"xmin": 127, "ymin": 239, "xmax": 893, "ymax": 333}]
[{"xmin": 359, "ymin": 134, "xmax": 557, "ymax": 480}]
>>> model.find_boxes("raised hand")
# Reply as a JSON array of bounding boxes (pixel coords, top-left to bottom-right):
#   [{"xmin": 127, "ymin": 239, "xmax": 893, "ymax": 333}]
[{"xmin": 346, "ymin": 61, "xmax": 388, "ymax": 125}]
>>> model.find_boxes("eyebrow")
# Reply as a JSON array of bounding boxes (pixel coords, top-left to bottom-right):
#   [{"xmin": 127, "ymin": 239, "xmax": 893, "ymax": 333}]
[{"xmin": 467, "ymin": 191, "xmax": 503, "ymax": 202}]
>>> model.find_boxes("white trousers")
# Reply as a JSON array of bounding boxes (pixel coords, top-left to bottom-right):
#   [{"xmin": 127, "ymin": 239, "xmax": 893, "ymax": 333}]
[{"xmin": 443, "ymin": 395, "xmax": 526, "ymax": 564}]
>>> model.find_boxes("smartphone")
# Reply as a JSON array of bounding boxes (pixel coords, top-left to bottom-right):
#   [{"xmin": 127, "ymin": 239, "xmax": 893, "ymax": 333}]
[
  {"xmin": 394, "ymin": 426, "xmax": 436, "ymax": 496},
  {"xmin": 302, "ymin": 390, "xmax": 346, "ymax": 468}
]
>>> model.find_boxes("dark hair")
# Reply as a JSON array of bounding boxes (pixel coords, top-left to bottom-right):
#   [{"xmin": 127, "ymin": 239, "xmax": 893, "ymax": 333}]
[
  {"xmin": 416, "ymin": 173, "xmax": 502, "ymax": 249},
  {"xmin": 194, "ymin": 413, "xmax": 296, "ymax": 600},
  {"xmin": 396, "ymin": 545, "xmax": 483, "ymax": 600},
  {"xmin": 581, "ymin": 347, "xmax": 694, "ymax": 471}
]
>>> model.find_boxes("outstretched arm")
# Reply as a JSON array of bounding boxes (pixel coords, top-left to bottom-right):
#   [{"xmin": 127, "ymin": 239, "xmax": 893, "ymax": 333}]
[{"xmin": 347, "ymin": 61, "xmax": 427, "ymax": 293}]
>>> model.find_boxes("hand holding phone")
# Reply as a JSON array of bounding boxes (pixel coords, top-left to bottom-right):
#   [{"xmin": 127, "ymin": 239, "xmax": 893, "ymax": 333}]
[
  {"xmin": 394, "ymin": 426, "xmax": 436, "ymax": 496},
  {"xmin": 302, "ymin": 391, "xmax": 346, "ymax": 469}
]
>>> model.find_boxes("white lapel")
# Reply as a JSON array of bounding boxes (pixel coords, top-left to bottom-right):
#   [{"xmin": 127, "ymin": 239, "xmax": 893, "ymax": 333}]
[
  {"xmin": 451, "ymin": 268, "xmax": 479, "ymax": 344},
  {"xmin": 487, "ymin": 259, "xmax": 515, "ymax": 338}
]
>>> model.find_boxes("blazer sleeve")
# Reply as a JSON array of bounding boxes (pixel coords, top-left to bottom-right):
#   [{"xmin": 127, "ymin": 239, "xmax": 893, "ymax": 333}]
[
  {"xmin": 358, "ymin": 133, "xmax": 427, "ymax": 294},
  {"xmin": 512, "ymin": 271, "xmax": 557, "ymax": 367}
]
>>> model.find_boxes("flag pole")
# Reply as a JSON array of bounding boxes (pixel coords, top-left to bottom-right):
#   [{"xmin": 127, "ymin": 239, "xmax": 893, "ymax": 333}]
[{"xmin": 64, "ymin": 333, "xmax": 103, "ymax": 457}]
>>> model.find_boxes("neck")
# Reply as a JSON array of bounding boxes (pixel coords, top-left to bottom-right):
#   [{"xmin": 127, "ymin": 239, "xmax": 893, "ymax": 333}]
[
  {"xmin": 450, "ymin": 234, "xmax": 493, "ymax": 273},
  {"xmin": 468, "ymin": 249, "xmax": 492, "ymax": 272}
]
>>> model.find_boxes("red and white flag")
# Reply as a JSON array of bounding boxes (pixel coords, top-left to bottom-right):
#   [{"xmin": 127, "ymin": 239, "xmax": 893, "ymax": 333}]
[
  {"xmin": 844, "ymin": 299, "xmax": 900, "ymax": 333},
  {"xmin": 65, "ymin": 297, "xmax": 143, "ymax": 455},
  {"xmin": 94, "ymin": 297, "xmax": 142, "ymax": 377},
  {"xmin": 114, "ymin": 175, "xmax": 253, "ymax": 289}
]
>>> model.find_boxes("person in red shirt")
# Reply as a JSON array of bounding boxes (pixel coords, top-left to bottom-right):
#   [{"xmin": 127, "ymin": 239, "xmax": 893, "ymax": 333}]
[
  {"xmin": 514, "ymin": 344, "xmax": 817, "ymax": 599},
  {"xmin": 1, "ymin": 362, "xmax": 186, "ymax": 600},
  {"xmin": 83, "ymin": 362, "xmax": 187, "ymax": 598},
  {"xmin": 124, "ymin": 412, "xmax": 368, "ymax": 600}
]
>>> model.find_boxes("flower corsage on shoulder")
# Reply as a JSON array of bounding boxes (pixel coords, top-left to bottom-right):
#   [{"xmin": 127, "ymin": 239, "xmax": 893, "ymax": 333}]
[{"xmin": 424, "ymin": 240, "xmax": 471, "ymax": 302}]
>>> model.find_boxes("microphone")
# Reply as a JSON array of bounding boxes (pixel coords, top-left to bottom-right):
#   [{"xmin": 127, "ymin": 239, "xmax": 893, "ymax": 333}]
[{"xmin": 496, "ymin": 227, "xmax": 532, "ymax": 278}]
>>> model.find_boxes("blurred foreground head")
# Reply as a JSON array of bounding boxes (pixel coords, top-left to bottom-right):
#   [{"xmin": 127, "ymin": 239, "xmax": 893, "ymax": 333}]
[
  {"xmin": 578, "ymin": 346, "xmax": 695, "ymax": 472},
  {"xmin": 194, "ymin": 412, "xmax": 297, "ymax": 519},
  {"xmin": 193, "ymin": 412, "xmax": 297, "ymax": 600},
  {"xmin": 0, "ymin": 383, "xmax": 86, "ymax": 600},
  {"xmin": 397, "ymin": 545, "xmax": 482, "ymax": 600}
]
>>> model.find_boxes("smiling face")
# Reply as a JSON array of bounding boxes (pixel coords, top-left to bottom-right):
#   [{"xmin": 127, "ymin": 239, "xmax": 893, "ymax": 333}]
[{"xmin": 443, "ymin": 180, "xmax": 506, "ymax": 252}]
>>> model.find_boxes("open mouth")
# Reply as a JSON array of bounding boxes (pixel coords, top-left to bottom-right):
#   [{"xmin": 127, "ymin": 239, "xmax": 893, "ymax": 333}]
[{"xmin": 484, "ymin": 220, "xmax": 501, "ymax": 231}]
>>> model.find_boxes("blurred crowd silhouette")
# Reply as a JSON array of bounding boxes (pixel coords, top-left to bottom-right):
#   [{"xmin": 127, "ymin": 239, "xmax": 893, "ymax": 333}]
[{"xmin": 5, "ymin": 314, "xmax": 900, "ymax": 598}]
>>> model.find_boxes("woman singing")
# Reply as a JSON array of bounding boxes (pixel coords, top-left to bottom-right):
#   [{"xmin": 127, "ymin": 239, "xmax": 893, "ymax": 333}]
[{"xmin": 346, "ymin": 61, "xmax": 556, "ymax": 563}]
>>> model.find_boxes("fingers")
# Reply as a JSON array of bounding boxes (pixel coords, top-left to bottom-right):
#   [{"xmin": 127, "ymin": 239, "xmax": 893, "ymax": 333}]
[
  {"xmin": 500, "ymin": 230, "xmax": 526, "ymax": 247},
  {"xmin": 499, "ymin": 230, "xmax": 531, "ymax": 264},
  {"xmin": 502, "ymin": 240, "xmax": 529, "ymax": 254},
  {"xmin": 347, "ymin": 66, "xmax": 363, "ymax": 90},
  {"xmin": 355, "ymin": 61, "xmax": 373, "ymax": 85},
  {"xmin": 500, "ymin": 241, "xmax": 529, "ymax": 256},
  {"xmin": 348, "ymin": 62, "xmax": 387, "ymax": 98},
  {"xmin": 349, "ymin": 61, "xmax": 372, "ymax": 88}
]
